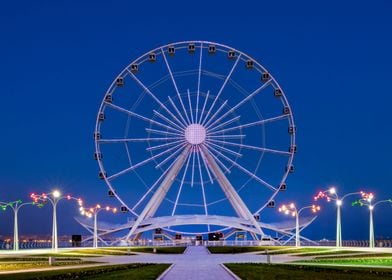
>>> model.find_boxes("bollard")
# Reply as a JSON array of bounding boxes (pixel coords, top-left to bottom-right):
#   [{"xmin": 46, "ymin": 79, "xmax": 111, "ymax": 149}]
[
  {"xmin": 127, "ymin": 248, "xmax": 131, "ymax": 255},
  {"xmin": 49, "ymin": 256, "xmax": 56, "ymax": 266},
  {"xmin": 265, "ymin": 249, "xmax": 271, "ymax": 264},
  {"xmin": 153, "ymin": 247, "xmax": 157, "ymax": 253}
]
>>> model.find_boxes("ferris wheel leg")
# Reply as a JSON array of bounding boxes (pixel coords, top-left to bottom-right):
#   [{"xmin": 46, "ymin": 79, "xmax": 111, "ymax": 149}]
[
  {"xmin": 200, "ymin": 146, "xmax": 265, "ymax": 238},
  {"xmin": 125, "ymin": 147, "xmax": 191, "ymax": 241}
]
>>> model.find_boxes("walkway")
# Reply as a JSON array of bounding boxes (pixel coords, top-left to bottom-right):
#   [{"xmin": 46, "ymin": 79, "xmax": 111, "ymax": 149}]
[
  {"xmin": 90, "ymin": 246, "xmax": 302, "ymax": 279},
  {"xmin": 160, "ymin": 246, "xmax": 233, "ymax": 280}
]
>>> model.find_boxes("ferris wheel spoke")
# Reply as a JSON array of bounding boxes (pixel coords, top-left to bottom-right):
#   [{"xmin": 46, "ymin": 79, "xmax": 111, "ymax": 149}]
[
  {"xmin": 191, "ymin": 147, "xmax": 196, "ymax": 187},
  {"xmin": 198, "ymin": 90, "xmax": 210, "ymax": 124},
  {"xmin": 153, "ymin": 110, "xmax": 185, "ymax": 131},
  {"xmin": 208, "ymin": 115, "xmax": 241, "ymax": 133},
  {"xmin": 146, "ymin": 139, "xmax": 185, "ymax": 152},
  {"xmin": 202, "ymin": 144, "xmax": 231, "ymax": 174},
  {"xmin": 206, "ymin": 144, "xmax": 277, "ymax": 191},
  {"xmin": 201, "ymin": 54, "xmax": 241, "ymax": 125},
  {"xmin": 195, "ymin": 43, "xmax": 203, "ymax": 123},
  {"xmin": 210, "ymin": 139, "xmax": 292, "ymax": 156},
  {"xmin": 196, "ymin": 148, "xmax": 209, "ymax": 217},
  {"xmin": 127, "ymin": 69, "xmax": 186, "ymax": 128},
  {"xmin": 203, "ymin": 100, "xmax": 228, "ymax": 128},
  {"xmin": 132, "ymin": 157, "xmax": 178, "ymax": 212},
  {"xmin": 204, "ymin": 142, "xmax": 238, "ymax": 164},
  {"xmin": 105, "ymin": 103, "xmax": 182, "ymax": 134},
  {"xmin": 207, "ymin": 134, "xmax": 246, "ymax": 140},
  {"xmin": 167, "ymin": 96, "xmax": 189, "ymax": 127},
  {"xmin": 172, "ymin": 150, "xmax": 192, "ymax": 216},
  {"xmin": 205, "ymin": 140, "xmax": 243, "ymax": 158},
  {"xmin": 208, "ymin": 114, "xmax": 289, "ymax": 135},
  {"xmin": 199, "ymin": 146, "xmax": 214, "ymax": 184},
  {"xmin": 107, "ymin": 142, "xmax": 185, "ymax": 181},
  {"xmin": 160, "ymin": 48, "xmax": 191, "ymax": 125},
  {"xmin": 145, "ymin": 128, "xmax": 183, "ymax": 137},
  {"xmin": 155, "ymin": 143, "xmax": 187, "ymax": 169},
  {"xmin": 99, "ymin": 137, "xmax": 181, "ymax": 144},
  {"xmin": 206, "ymin": 79, "xmax": 273, "ymax": 129},
  {"xmin": 187, "ymin": 89, "xmax": 194, "ymax": 123}
]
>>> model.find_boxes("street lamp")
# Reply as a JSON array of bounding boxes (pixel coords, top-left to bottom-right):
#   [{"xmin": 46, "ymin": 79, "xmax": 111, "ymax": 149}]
[
  {"xmin": 278, "ymin": 203, "xmax": 320, "ymax": 247},
  {"xmin": 31, "ymin": 190, "xmax": 83, "ymax": 251},
  {"xmin": 352, "ymin": 192, "xmax": 392, "ymax": 248},
  {"xmin": 0, "ymin": 199, "xmax": 44, "ymax": 251},
  {"xmin": 79, "ymin": 204, "xmax": 117, "ymax": 248},
  {"xmin": 314, "ymin": 187, "xmax": 363, "ymax": 247}
]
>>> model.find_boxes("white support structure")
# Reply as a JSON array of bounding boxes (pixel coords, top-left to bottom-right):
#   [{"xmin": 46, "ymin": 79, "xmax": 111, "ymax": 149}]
[
  {"xmin": 126, "ymin": 147, "xmax": 191, "ymax": 240},
  {"xmin": 200, "ymin": 145, "xmax": 264, "ymax": 238}
]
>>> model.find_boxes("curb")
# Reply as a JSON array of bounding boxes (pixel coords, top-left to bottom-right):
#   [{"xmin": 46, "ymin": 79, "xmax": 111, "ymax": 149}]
[
  {"xmin": 157, "ymin": 264, "xmax": 176, "ymax": 280},
  {"xmin": 220, "ymin": 264, "xmax": 241, "ymax": 280}
]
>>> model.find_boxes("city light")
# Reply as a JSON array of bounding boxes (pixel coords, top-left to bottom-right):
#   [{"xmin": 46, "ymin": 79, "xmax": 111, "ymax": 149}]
[
  {"xmin": 278, "ymin": 202, "xmax": 320, "ymax": 247},
  {"xmin": 314, "ymin": 187, "xmax": 364, "ymax": 247},
  {"xmin": 79, "ymin": 204, "xmax": 118, "ymax": 248},
  {"xmin": 30, "ymin": 190, "xmax": 83, "ymax": 251},
  {"xmin": 352, "ymin": 193, "xmax": 392, "ymax": 248},
  {"xmin": 0, "ymin": 199, "xmax": 43, "ymax": 251}
]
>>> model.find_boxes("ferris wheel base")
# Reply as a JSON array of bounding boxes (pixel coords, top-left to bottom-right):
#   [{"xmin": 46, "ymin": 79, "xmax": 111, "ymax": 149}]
[{"xmin": 75, "ymin": 214, "xmax": 317, "ymax": 246}]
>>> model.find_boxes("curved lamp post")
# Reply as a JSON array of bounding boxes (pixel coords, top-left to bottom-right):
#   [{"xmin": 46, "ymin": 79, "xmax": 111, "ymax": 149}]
[
  {"xmin": 1, "ymin": 200, "xmax": 44, "ymax": 251},
  {"xmin": 352, "ymin": 192, "xmax": 392, "ymax": 248},
  {"xmin": 31, "ymin": 190, "xmax": 83, "ymax": 251},
  {"xmin": 80, "ymin": 204, "xmax": 117, "ymax": 248},
  {"xmin": 314, "ymin": 187, "xmax": 363, "ymax": 247},
  {"xmin": 278, "ymin": 203, "xmax": 320, "ymax": 247}
]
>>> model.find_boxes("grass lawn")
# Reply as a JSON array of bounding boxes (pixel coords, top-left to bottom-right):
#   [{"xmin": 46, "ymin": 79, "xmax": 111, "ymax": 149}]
[
  {"xmin": 296, "ymin": 257, "xmax": 392, "ymax": 266},
  {"xmin": 296, "ymin": 250, "xmax": 366, "ymax": 257},
  {"xmin": 129, "ymin": 247, "xmax": 186, "ymax": 254},
  {"xmin": 0, "ymin": 259, "xmax": 95, "ymax": 271},
  {"xmin": 225, "ymin": 263, "xmax": 392, "ymax": 279},
  {"xmin": 314, "ymin": 253, "xmax": 392, "ymax": 259},
  {"xmin": 265, "ymin": 247, "xmax": 331, "ymax": 255},
  {"xmin": 34, "ymin": 248, "xmax": 135, "ymax": 257},
  {"xmin": 0, "ymin": 263, "xmax": 170, "ymax": 280},
  {"xmin": 207, "ymin": 246, "xmax": 289, "ymax": 254}
]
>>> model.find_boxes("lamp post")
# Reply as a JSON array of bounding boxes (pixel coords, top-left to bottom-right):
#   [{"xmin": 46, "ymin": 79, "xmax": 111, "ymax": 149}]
[
  {"xmin": 314, "ymin": 187, "xmax": 363, "ymax": 247},
  {"xmin": 1, "ymin": 200, "xmax": 44, "ymax": 251},
  {"xmin": 352, "ymin": 192, "xmax": 392, "ymax": 248},
  {"xmin": 31, "ymin": 191, "xmax": 83, "ymax": 251},
  {"xmin": 278, "ymin": 203, "xmax": 320, "ymax": 247},
  {"xmin": 80, "ymin": 204, "xmax": 117, "ymax": 248}
]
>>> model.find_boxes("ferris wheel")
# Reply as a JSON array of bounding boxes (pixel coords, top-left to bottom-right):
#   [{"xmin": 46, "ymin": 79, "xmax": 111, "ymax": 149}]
[{"xmin": 94, "ymin": 41, "xmax": 296, "ymax": 239}]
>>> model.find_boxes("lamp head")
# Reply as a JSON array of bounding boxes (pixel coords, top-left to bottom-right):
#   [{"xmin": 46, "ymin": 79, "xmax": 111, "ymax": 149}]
[
  {"xmin": 52, "ymin": 190, "xmax": 61, "ymax": 198},
  {"xmin": 329, "ymin": 187, "xmax": 336, "ymax": 194},
  {"xmin": 336, "ymin": 199, "xmax": 342, "ymax": 206}
]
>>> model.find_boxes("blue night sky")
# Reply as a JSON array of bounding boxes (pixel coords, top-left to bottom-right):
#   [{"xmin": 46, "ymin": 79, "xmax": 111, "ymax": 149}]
[{"xmin": 0, "ymin": 0, "xmax": 392, "ymax": 241}]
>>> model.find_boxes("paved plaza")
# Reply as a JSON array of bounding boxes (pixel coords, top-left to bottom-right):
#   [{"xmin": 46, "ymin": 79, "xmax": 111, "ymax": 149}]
[
  {"xmin": 2, "ymin": 246, "xmax": 392, "ymax": 278},
  {"xmin": 87, "ymin": 246, "xmax": 301, "ymax": 280},
  {"xmin": 0, "ymin": 245, "xmax": 302, "ymax": 279}
]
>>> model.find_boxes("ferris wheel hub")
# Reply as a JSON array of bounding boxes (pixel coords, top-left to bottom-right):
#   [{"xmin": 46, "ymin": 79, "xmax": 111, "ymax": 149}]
[{"xmin": 185, "ymin": 124, "xmax": 206, "ymax": 145}]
